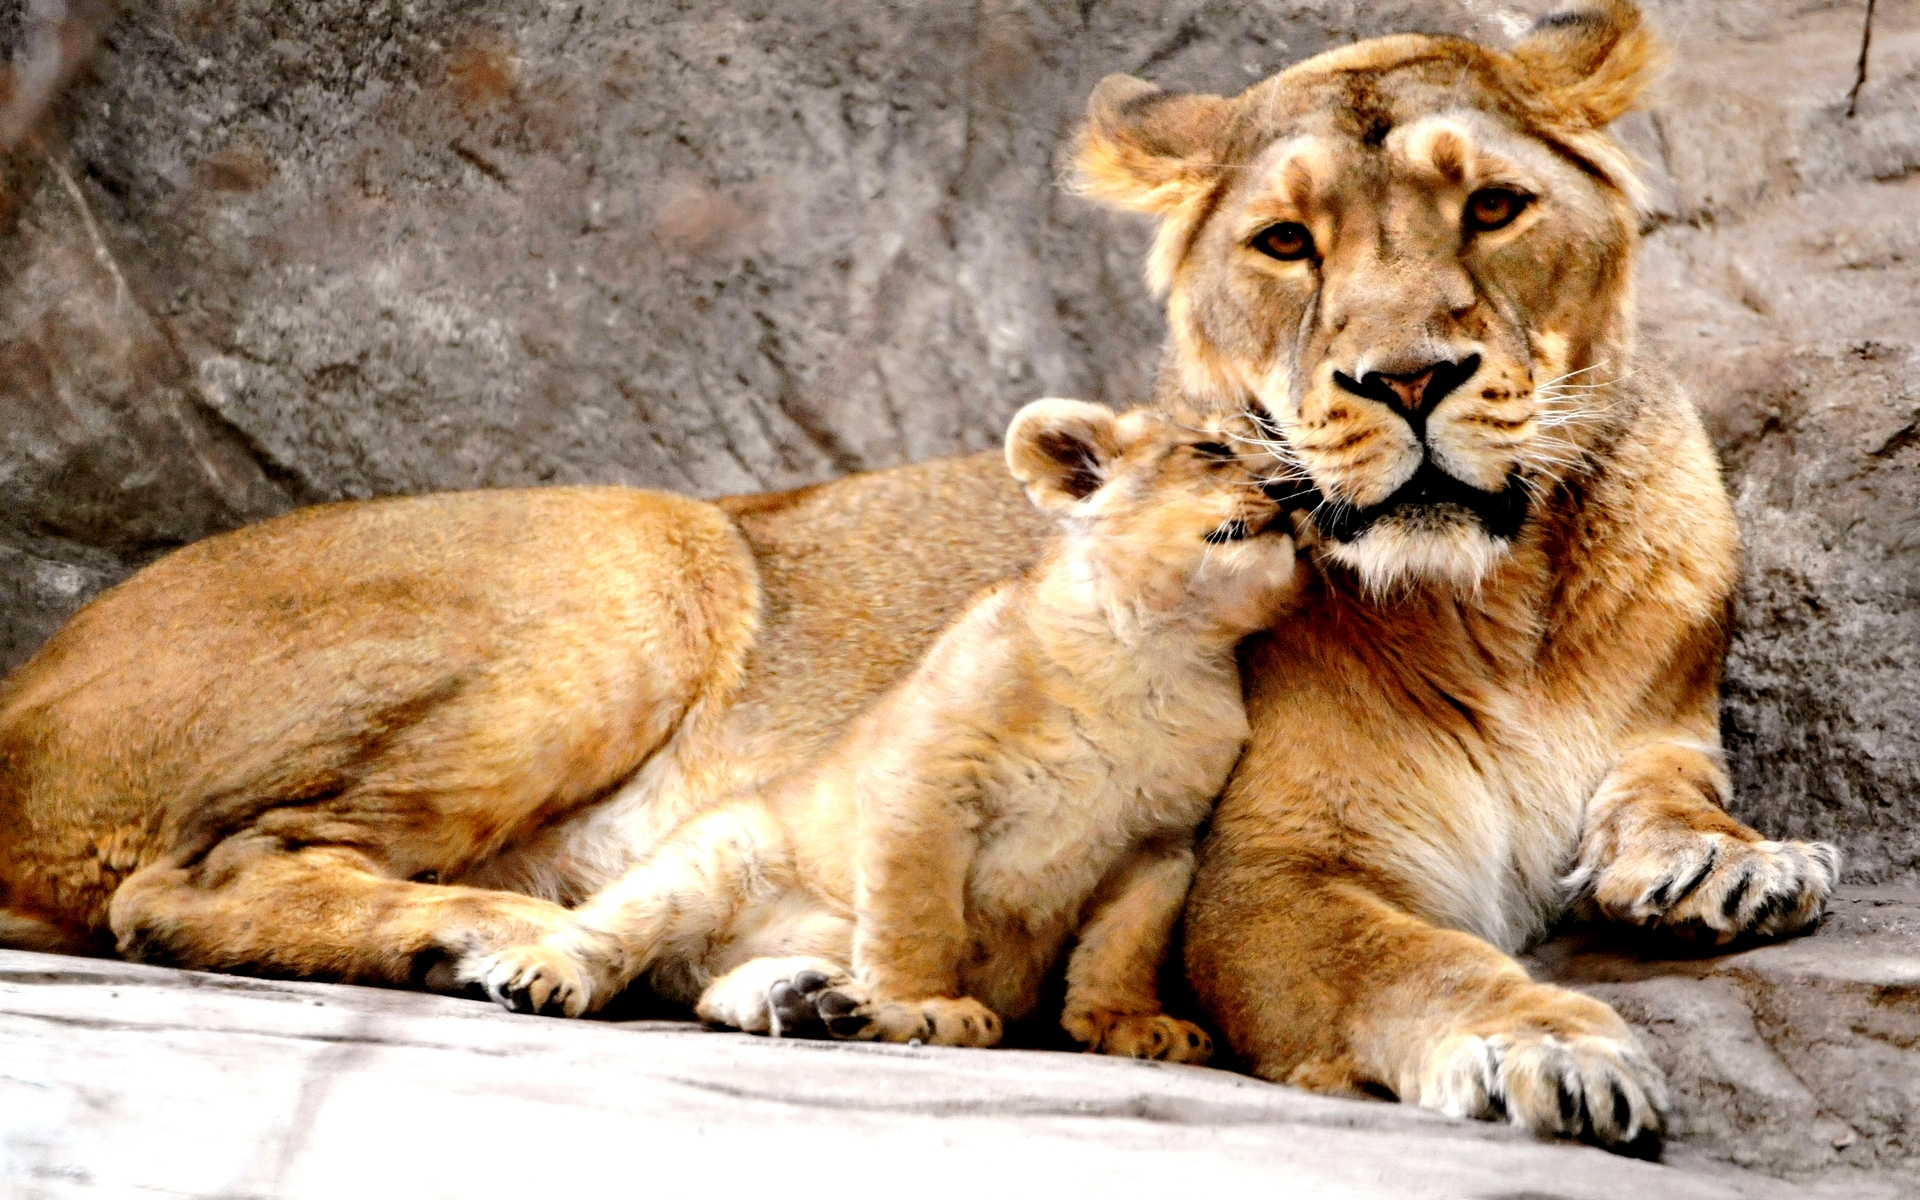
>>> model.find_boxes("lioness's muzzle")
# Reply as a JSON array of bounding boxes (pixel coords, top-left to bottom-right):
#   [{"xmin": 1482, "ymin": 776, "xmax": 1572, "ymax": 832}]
[{"xmin": 1308, "ymin": 459, "xmax": 1527, "ymax": 544}]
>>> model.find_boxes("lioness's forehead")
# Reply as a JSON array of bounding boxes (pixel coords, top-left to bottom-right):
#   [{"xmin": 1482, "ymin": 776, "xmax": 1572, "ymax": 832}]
[
  {"xmin": 1235, "ymin": 39, "xmax": 1522, "ymax": 147},
  {"xmin": 1226, "ymin": 49, "xmax": 1615, "ymax": 206}
]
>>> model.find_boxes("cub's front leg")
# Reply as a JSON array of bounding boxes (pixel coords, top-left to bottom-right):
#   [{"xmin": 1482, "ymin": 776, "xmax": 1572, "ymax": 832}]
[
  {"xmin": 1062, "ymin": 840, "xmax": 1212, "ymax": 1064},
  {"xmin": 1572, "ymin": 741, "xmax": 1840, "ymax": 943},
  {"xmin": 832, "ymin": 769, "xmax": 1002, "ymax": 1048}
]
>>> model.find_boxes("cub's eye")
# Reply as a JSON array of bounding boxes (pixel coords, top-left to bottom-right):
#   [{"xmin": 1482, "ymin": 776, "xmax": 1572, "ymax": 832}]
[
  {"xmin": 1251, "ymin": 222, "xmax": 1315, "ymax": 262},
  {"xmin": 1464, "ymin": 188, "xmax": 1530, "ymax": 234},
  {"xmin": 1190, "ymin": 441, "xmax": 1235, "ymax": 458}
]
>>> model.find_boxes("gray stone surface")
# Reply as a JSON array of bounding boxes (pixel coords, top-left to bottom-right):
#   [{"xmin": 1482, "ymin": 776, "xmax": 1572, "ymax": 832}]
[
  {"xmin": 1532, "ymin": 887, "xmax": 1920, "ymax": 1197},
  {"xmin": 0, "ymin": 945, "xmax": 1818, "ymax": 1199},
  {"xmin": 12, "ymin": 892, "xmax": 1920, "ymax": 1198}
]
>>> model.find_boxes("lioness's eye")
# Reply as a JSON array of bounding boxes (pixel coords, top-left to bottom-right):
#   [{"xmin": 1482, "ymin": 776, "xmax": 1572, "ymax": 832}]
[
  {"xmin": 1465, "ymin": 188, "xmax": 1529, "ymax": 233},
  {"xmin": 1252, "ymin": 222, "xmax": 1315, "ymax": 262},
  {"xmin": 1191, "ymin": 442, "xmax": 1234, "ymax": 458}
]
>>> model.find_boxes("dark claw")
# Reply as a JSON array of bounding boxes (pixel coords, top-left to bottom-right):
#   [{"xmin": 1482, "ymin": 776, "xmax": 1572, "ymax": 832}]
[
  {"xmin": 1719, "ymin": 866, "xmax": 1756, "ymax": 920},
  {"xmin": 1651, "ymin": 847, "xmax": 1718, "ymax": 912},
  {"xmin": 1618, "ymin": 1127, "xmax": 1664, "ymax": 1162},
  {"xmin": 1752, "ymin": 888, "xmax": 1795, "ymax": 932}
]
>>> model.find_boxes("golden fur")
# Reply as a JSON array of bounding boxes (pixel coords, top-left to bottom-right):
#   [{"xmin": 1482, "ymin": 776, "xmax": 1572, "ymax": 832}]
[
  {"xmin": 0, "ymin": 0, "xmax": 1835, "ymax": 1156},
  {"xmin": 1071, "ymin": 0, "xmax": 1836, "ymax": 1151},
  {"xmin": 470, "ymin": 402, "xmax": 1294, "ymax": 1060}
]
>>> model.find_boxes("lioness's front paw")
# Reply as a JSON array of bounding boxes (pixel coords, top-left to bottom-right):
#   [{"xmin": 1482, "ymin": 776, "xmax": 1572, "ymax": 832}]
[
  {"xmin": 1065, "ymin": 1010, "xmax": 1212, "ymax": 1063},
  {"xmin": 821, "ymin": 993, "xmax": 1002, "ymax": 1048},
  {"xmin": 1417, "ymin": 1028, "xmax": 1668, "ymax": 1155},
  {"xmin": 1587, "ymin": 832, "xmax": 1840, "ymax": 943},
  {"xmin": 475, "ymin": 943, "xmax": 598, "ymax": 1018}
]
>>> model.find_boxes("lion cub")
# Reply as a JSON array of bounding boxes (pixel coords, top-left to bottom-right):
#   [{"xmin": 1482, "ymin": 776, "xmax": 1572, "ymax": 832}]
[{"xmin": 475, "ymin": 399, "xmax": 1298, "ymax": 1059}]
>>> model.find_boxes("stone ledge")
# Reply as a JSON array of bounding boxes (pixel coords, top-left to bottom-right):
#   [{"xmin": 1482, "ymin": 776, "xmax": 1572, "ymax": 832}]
[
  {"xmin": 15, "ymin": 897, "xmax": 1920, "ymax": 1200},
  {"xmin": 1530, "ymin": 886, "xmax": 1920, "ymax": 1197}
]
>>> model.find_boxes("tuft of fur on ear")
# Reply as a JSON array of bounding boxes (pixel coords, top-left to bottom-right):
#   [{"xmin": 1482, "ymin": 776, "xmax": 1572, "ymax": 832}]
[
  {"xmin": 1071, "ymin": 74, "xmax": 1234, "ymax": 216},
  {"xmin": 1006, "ymin": 398, "xmax": 1123, "ymax": 516},
  {"xmin": 1511, "ymin": 0, "xmax": 1665, "ymax": 127}
]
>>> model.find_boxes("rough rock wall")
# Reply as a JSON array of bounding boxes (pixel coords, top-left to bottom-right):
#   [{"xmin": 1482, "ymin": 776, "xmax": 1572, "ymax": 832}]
[
  {"xmin": 1627, "ymin": 0, "xmax": 1920, "ymax": 883},
  {"xmin": 1, "ymin": 1, "xmax": 1916, "ymax": 876},
  {"xmin": 0, "ymin": 0, "xmax": 1495, "ymax": 664}
]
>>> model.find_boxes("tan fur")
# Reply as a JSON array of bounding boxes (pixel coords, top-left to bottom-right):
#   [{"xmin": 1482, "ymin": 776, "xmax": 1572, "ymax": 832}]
[
  {"xmin": 0, "ymin": 0, "xmax": 1835, "ymax": 1156},
  {"xmin": 472, "ymin": 402, "xmax": 1296, "ymax": 1060},
  {"xmin": 1073, "ymin": 1, "xmax": 1834, "ymax": 1150}
]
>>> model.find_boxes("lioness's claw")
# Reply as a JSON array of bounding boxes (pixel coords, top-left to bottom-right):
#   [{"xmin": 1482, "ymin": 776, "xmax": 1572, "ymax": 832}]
[
  {"xmin": 1587, "ymin": 832, "xmax": 1840, "ymax": 943},
  {"xmin": 1418, "ymin": 1029, "xmax": 1668, "ymax": 1155}
]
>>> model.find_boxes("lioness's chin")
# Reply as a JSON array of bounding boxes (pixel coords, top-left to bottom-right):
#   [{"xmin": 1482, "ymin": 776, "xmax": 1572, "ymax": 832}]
[{"xmin": 1322, "ymin": 513, "xmax": 1513, "ymax": 594}]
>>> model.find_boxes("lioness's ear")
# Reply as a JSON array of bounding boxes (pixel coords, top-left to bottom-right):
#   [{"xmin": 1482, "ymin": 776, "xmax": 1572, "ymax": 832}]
[
  {"xmin": 1512, "ymin": 0, "xmax": 1664, "ymax": 127},
  {"xmin": 1072, "ymin": 74, "xmax": 1234, "ymax": 216},
  {"xmin": 1006, "ymin": 398, "xmax": 1122, "ymax": 516}
]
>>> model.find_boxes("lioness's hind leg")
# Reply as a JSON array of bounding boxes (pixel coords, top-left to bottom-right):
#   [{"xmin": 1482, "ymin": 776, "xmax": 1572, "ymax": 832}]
[{"xmin": 108, "ymin": 843, "xmax": 573, "ymax": 989}]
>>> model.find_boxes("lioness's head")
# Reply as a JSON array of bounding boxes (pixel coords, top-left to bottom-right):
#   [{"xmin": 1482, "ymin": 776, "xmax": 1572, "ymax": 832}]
[
  {"xmin": 1007, "ymin": 398, "xmax": 1295, "ymax": 629},
  {"xmin": 1073, "ymin": 1, "xmax": 1660, "ymax": 592}
]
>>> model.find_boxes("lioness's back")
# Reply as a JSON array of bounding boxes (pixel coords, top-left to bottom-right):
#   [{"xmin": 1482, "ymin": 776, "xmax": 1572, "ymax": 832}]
[{"xmin": 0, "ymin": 486, "xmax": 759, "ymax": 939}]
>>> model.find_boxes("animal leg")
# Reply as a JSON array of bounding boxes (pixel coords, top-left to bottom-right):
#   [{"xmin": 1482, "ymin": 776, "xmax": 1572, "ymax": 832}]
[
  {"xmin": 1186, "ymin": 863, "xmax": 1668, "ymax": 1155},
  {"xmin": 476, "ymin": 802, "xmax": 796, "ymax": 1017},
  {"xmin": 1571, "ymin": 740, "xmax": 1839, "ymax": 943},
  {"xmin": 107, "ymin": 841, "xmax": 573, "ymax": 991},
  {"xmin": 1062, "ymin": 840, "xmax": 1211, "ymax": 1063},
  {"xmin": 835, "ymin": 768, "xmax": 1001, "ymax": 1048}
]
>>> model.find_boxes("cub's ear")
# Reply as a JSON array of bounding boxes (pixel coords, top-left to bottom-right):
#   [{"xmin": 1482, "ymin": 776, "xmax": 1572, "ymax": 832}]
[
  {"xmin": 1072, "ymin": 74, "xmax": 1235, "ymax": 217},
  {"xmin": 1511, "ymin": 0, "xmax": 1664, "ymax": 127},
  {"xmin": 1006, "ymin": 398, "xmax": 1122, "ymax": 516}
]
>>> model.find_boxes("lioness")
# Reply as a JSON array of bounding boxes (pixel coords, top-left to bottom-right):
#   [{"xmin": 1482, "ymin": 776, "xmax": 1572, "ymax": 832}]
[
  {"xmin": 0, "ymin": 0, "xmax": 1836, "ymax": 1154},
  {"xmin": 469, "ymin": 400, "xmax": 1296, "ymax": 1062}
]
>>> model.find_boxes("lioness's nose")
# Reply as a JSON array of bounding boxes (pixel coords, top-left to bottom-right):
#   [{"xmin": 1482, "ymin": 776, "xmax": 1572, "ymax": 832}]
[
  {"xmin": 1375, "ymin": 366, "xmax": 1437, "ymax": 412},
  {"xmin": 1334, "ymin": 354, "xmax": 1481, "ymax": 421}
]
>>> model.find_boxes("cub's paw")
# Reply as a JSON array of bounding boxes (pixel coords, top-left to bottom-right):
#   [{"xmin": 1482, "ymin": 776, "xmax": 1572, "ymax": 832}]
[
  {"xmin": 821, "ymin": 993, "xmax": 1002, "ymax": 1048},
  {"xmin": 1065, "ymin": 1010, "xmax": 1212, "ymax": 1064},
  {"xmin": 1586, "ymin": 832, "xmax": 1840, "ymax": 944},
  {"xmin": 1417, "ymin": 1027, "xmax": 1669, "ymax": 1156},
  {"xmin": 475, "ymin": 942, "xmax": 599, "ymax": 1018},
  {"xmin": 694, "ymin": 955, "xmax": 856, "ymax": 1037}
]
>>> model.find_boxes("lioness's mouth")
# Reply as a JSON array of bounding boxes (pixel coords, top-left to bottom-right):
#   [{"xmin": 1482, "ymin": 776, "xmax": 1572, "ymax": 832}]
[{"xmin": 1266, "ymin": 461, "xmax": 1528, "ymax": 544}]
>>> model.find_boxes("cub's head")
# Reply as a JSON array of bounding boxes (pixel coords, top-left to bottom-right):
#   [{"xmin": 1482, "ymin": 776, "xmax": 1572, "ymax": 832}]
[
  {"xmin": 1006, "ymin": 397, "xmax": 1295, "ymax": 629},
  {"xmin": 1073, "ymin": 1, "xmax": 1660, "ymax": 592}
]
